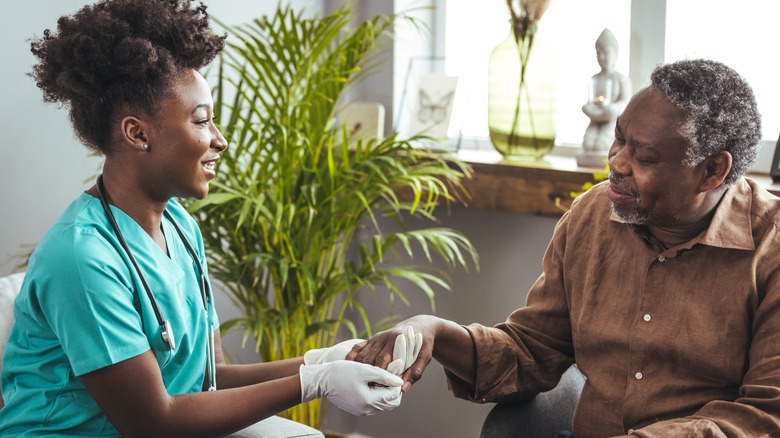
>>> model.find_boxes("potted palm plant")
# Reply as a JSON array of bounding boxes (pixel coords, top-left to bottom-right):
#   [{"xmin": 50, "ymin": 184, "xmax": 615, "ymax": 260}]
[{"xmin": 188, "ymin": 4, "xmax": 478, "ymax": 428}]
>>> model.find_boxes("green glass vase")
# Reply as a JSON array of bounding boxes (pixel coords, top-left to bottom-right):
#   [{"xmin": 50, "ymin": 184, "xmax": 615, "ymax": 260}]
[{"xmin": 488, "ymin": 24, "xmax": 557, "ymax": 161}]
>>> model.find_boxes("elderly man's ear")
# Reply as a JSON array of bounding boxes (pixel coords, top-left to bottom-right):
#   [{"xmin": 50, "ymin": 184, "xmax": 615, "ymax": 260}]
[{"xmin": 700, "ymin": 150, "xmax": 732, "ymax": 192}]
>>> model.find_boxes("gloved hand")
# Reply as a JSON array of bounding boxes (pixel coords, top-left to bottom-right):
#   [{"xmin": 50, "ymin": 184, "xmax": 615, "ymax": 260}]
[
  {"xmin": 386, "ymin": 326, "xmax": 423, "ymax": 376},
  {"xmin": 300, "ymin": 360, "xmax": 403, "ymax": 416},
  {"xmin": 304, "ymin": 338, "xmax": 365, "ymax": 365}
]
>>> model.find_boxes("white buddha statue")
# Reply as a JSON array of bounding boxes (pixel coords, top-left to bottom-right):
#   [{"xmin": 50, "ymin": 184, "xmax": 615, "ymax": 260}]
[{"xmin": 577, "ymin": 28, "xmax": 631, "ymax": 168}]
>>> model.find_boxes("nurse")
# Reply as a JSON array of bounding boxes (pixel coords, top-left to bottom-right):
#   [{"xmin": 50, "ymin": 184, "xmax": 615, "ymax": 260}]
[{"xmin": 0, "ymin": 0, "xmax": 408, "ymax": 436}]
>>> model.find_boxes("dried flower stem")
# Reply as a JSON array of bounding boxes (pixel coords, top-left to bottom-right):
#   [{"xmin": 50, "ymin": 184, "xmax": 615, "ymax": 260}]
[{"xmin": 505, "ymin": 0, "xmax": 550, "ymax": 150}]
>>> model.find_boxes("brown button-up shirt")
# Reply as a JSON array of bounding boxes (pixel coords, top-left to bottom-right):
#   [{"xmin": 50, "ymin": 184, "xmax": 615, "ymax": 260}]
[{"xmin": 447, "ymin": 178, "xmax": 780, "ymax": 437}]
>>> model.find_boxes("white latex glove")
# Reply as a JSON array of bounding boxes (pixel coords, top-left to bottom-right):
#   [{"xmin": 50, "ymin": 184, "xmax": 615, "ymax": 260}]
[
  {"xmin": 303, "ymin": 338, "xmax": 365, "ymax": 365},
  {"xmin": 300, "ymin": 360, "xmax": 403, "ymax": 416},
  {"xmin": 386, "ymin": 326, "xmax": 423, "ymax": 376}
]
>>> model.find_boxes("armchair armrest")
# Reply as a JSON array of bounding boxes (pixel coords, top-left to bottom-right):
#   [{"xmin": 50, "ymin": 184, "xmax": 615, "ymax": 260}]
[
  {"xmin": 480, "ymin": 365, "xmax": 585, "ymax": 438},
  {"xmin": 226, "ymin": 415, "xmax": 324, "ymax": 438}
]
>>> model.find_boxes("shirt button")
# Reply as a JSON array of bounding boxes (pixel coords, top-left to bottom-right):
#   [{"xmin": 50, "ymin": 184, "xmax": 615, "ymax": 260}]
[
  {"xmin": 658, "ymin": 255, "xmax": 666, "ymax": 262},
  {"xmin": 643, "ymin": 314, "xmax": 651, "ymax": 322},
  {"xmin": 635, "ymin": 372, "xmax": 643, "ymax": 380}
]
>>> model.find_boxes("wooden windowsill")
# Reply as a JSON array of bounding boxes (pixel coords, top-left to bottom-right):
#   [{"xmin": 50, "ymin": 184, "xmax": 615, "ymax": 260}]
[{"xmin": 452, "ymin": 149, "xmax": 780, "ymax": 217}]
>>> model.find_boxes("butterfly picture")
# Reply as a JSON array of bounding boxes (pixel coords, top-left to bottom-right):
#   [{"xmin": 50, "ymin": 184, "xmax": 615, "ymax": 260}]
[
  {"xmin": 417, "ymin": 90, "xmax": 455, "ymax": 125},
  {"xmin": 403, "ymin": 73, "xmax": 458, "ymax": 139}
]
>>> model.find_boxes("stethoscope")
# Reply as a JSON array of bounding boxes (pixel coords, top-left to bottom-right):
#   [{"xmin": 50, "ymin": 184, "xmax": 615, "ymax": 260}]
[{"xmin": 95, "ymin": 174, "xmax": 217, "ymax": 391}]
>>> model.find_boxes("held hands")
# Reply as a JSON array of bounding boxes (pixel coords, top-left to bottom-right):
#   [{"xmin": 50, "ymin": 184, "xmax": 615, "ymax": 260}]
[
  {"xmin": 303, "ymin": 331, "xmax": 421, "ymax": 376},
  {"xmin": 297, "ymin": 332, "xmax": 418, "ymax": 416},
  {"xmin": 299, "ymin": 360, "xmax": 403, "ymax": 416},
  {"xmin": 300, "ymin": 321, "xmax": 426, "ymax": 416},
  {"xmin": 347, "ymin": 316, "xmax": 437, "ymax": 393}
]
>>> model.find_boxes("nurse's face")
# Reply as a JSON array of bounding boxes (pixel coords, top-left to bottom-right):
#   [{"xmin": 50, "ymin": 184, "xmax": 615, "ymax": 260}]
[{"xmin": 144, "ymin": 69, "xmax": 228, "ymax": 200}]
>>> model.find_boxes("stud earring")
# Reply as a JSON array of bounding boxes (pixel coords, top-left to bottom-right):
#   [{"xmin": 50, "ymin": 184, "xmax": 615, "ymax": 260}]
[{"xmin": 143, "ymin": 143, "xmax": 150, "ymax": 151}]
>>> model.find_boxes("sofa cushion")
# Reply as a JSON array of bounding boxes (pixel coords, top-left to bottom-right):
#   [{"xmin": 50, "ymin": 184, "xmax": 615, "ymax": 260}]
[
  {"xmin": 0, "ymin": 272, "xmax": 25, "ymax": 408},
  {"xmin": 0, "ymin": 272, "xmax": 25, "ymax": 362}
]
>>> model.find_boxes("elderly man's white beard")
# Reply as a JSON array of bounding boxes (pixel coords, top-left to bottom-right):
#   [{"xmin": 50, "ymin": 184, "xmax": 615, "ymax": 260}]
[
  {"xmin": 611, "ymin": 201, "xmax": 682, "ymax": 227},
  {"xmin": 611, "ymin": 203, "xmax": 652, "ymax": 224}
]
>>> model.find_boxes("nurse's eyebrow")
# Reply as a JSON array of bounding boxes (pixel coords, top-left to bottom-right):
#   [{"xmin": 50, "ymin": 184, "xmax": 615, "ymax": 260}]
[{"xmin": 191, "ymin": 103, "xmax": 211, "ymax": 114}]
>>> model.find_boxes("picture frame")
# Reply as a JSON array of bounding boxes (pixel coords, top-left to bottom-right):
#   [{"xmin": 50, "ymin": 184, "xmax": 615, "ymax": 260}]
[
  {"xmin": 395, "ymin": 56, "xmax": 464, "ymax": 153},
  {"xmin": 334, "ymin": 101, "xmax": 385, "ymax": 148}
]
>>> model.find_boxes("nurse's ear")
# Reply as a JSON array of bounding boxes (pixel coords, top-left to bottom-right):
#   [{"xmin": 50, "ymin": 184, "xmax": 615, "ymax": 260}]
[{"xmin": 119, "ymin": 114, "xmax": 152, "ymax": 153}]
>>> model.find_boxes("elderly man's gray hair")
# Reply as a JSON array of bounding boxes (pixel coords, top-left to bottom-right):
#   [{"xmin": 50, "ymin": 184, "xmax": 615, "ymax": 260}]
[{"xmin": 650, "ymin": 59, "xmax": 761, "ymax": 187}]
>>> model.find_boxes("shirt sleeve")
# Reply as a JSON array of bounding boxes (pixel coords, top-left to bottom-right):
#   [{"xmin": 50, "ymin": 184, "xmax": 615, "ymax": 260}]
[
  {"xmin": 31, "ymin": 225, "xmax": 151, "ymax": 376},
  {"xmin": 445, "ymin": 210, "xmax": 576, "ymax": 402}
]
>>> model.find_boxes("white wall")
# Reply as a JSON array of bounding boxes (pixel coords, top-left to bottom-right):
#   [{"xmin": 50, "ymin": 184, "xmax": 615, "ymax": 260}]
[
  {"xmin": 0, "ymin": 1, "xmax": 559, "ymax": 437},
  {"xmin": 0, "ymin": 0, "xmax": 101, "ymax": 275}
]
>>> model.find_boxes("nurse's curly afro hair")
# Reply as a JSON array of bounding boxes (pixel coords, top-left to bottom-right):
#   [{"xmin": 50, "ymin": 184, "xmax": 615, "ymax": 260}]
[
  {"xmin": 651, "ymin": 59, "xmax": 762, "ymax": 187},
  {"xmin": 29, "ymin": 0, "xmax": 226, "ymax": 153}
]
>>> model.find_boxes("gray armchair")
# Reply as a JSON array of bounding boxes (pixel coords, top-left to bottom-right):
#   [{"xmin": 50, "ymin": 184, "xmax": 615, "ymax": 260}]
[{"xmin": 480, "ymin": 365, "xmax": 585, "ymax": 438}]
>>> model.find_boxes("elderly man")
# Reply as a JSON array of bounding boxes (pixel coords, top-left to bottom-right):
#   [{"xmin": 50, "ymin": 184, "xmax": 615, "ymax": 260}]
[{"xmin": 348, "ymin": 59, "xmax": 780, "ymax": 437}]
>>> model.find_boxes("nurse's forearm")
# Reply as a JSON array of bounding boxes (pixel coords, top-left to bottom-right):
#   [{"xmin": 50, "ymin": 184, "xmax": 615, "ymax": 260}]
[
  {"xmin": 174, "ymin": 377, "xmax": 302, "ymax": 437},
  {"xmin": 212, "ymin": 330, "xmax": 303, "ymax": 390},
  {"xmin": 216, "ymin": 358, "xmax": 304, "ymax": 389},
  {"xmin": 83, "ymin": 350, "xmax": 302, "ymax": 438}
]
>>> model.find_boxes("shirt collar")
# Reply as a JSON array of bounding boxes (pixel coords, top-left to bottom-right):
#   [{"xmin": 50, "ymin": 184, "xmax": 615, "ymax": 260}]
[
  {"xmin": 608, "ymin": 177, "xmax": 755, "ymax": 251},
  {"xmin": 699, "ymin": 177, "xmax": 755, "ymax": 250}
]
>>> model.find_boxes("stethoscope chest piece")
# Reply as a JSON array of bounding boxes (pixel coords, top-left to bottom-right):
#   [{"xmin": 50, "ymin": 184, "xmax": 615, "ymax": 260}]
[{"xmin": 162, "ymin": 320, "xmax": 176, "ymax": 350}]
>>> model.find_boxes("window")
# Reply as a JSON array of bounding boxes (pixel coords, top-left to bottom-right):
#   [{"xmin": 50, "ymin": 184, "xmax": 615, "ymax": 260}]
[
  {"xmin": 394, "ymin": 0, "xmax": 779, "ymax": 170},
  {"xmin": 664, "ymin": 0, "xmax": 780, "ymax": 141},
  {"xmin": 442, "ymin": 0, "xmax": 630, "ymax": 148}
]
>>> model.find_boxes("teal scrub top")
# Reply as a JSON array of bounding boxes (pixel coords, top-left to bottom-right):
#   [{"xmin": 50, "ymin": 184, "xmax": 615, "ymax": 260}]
[{"xmin": 0, "ymin": 193, "xmax": 218, "ymax": 437}]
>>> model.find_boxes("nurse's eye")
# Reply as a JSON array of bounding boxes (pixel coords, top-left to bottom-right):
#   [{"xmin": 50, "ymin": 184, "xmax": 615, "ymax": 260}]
[{"xmin": 198, "ymin": 114, "xmax": 218, "ymax": 125}]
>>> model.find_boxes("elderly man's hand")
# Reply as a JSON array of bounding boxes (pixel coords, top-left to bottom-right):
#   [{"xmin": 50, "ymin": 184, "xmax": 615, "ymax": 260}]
[
  {"xmin": 386, "ymin": 326, "xmax": 423, "ymax": 376},
  {"xmin": 346, "ymin": 315, "xmax": 439, "ymax": 393}
]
